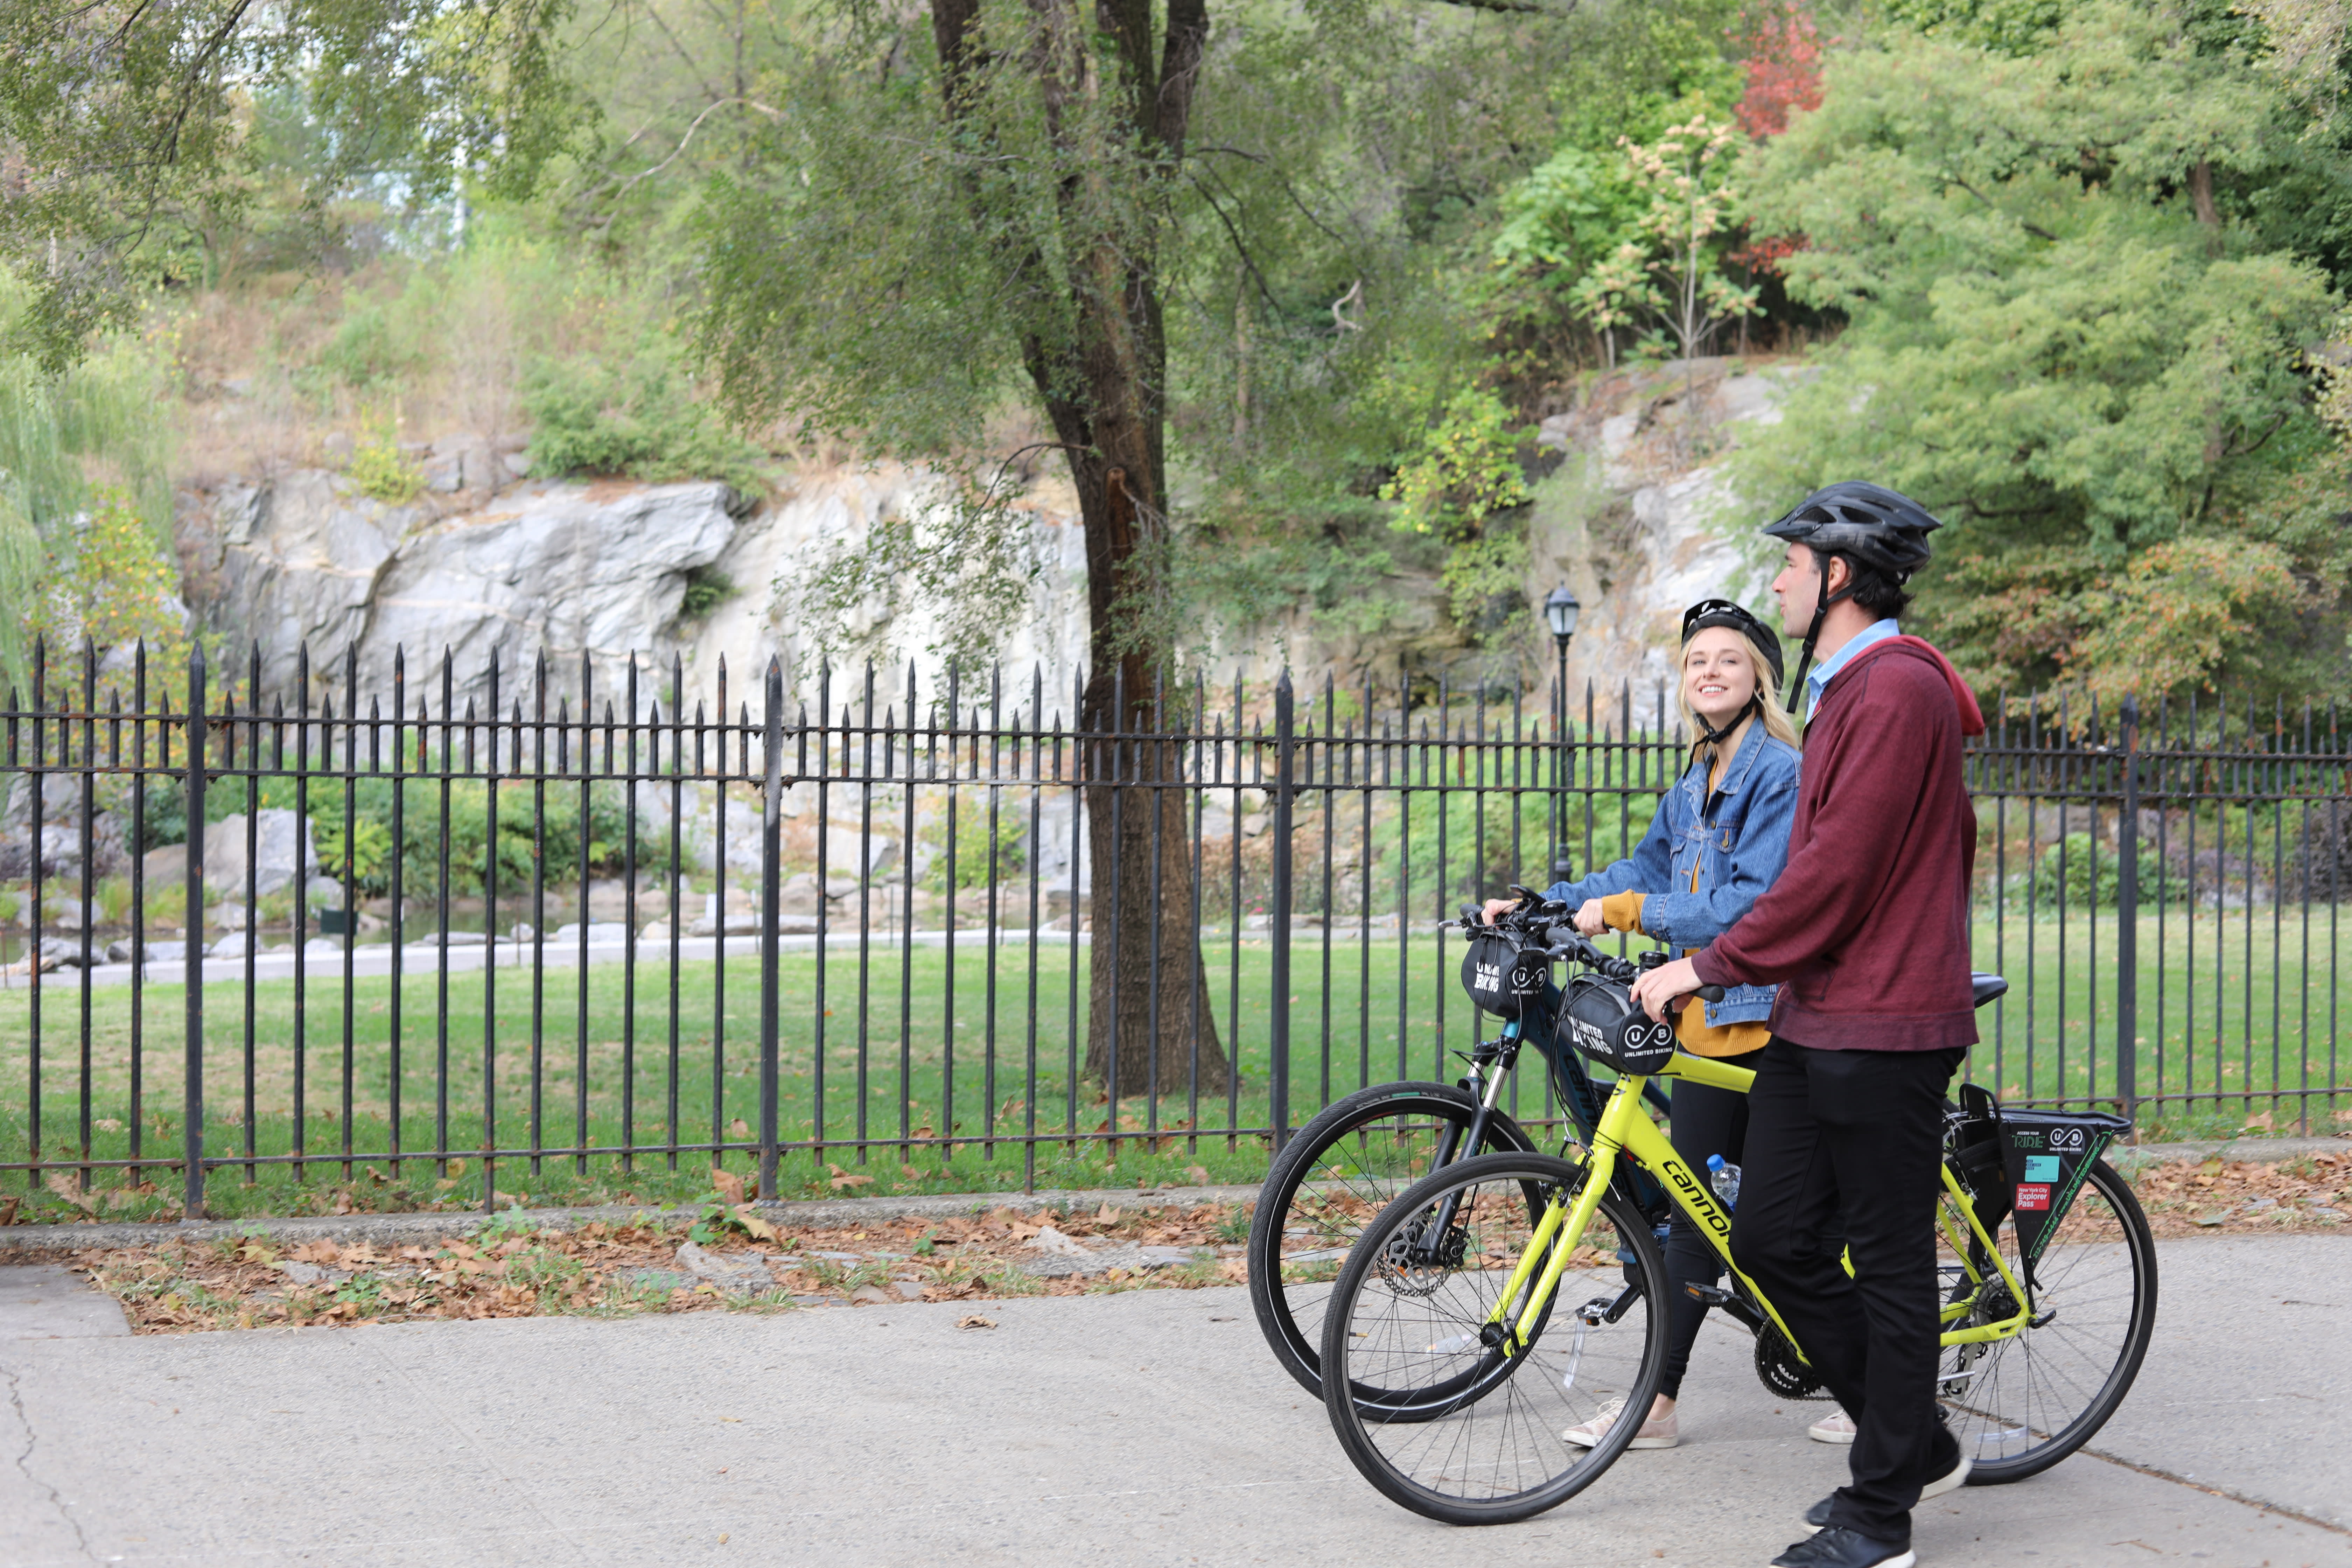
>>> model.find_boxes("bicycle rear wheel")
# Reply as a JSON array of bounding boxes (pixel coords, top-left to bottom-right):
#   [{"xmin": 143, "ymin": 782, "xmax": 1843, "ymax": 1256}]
[
  {"xmin": 1248, "ymin": 1083, "xmax": 1535, "ymax": 1397},
  {"xmin": 1319, "ymin": 1151, "xmax": 1667, "ymax": 1526},
  {"xmin": 1943, "ymin": 1158, "xmax": 2158, "ymax": 1483}
]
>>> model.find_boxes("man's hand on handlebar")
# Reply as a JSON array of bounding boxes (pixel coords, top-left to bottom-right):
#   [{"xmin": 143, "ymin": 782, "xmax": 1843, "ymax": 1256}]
[
  {"xmin": 1629, "ymin": 955, "xmax": 1705, "ymax": 1023},
  {"xmin": 1478, "ymin": 897, "xmax": 1517, "ymax": 927}
]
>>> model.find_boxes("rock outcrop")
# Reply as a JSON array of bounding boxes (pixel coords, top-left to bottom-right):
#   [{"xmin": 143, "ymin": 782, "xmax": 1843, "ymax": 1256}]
[{"xmin": 173, "ymin": 364, "xmax": 1790, "ymax": 718}]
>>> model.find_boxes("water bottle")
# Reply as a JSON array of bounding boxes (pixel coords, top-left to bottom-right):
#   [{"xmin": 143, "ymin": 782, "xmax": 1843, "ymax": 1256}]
[{"xmin": 1707, "ymin": 1154, "xmax": 1741, "ymax": 1211}]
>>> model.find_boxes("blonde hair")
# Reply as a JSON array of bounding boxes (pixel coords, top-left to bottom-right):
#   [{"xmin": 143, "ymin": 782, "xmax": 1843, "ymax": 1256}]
[{"xmin": 1675, "ymin": 634, "xmax": 1803, "ymax": 764}]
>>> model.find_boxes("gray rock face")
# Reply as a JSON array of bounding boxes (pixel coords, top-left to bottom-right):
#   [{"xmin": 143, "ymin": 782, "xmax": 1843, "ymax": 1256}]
[
  {"xmin": 184, "ymin": 472, "xmax": 747, "ymax": 704},
  {"xmin": 202, "ymin": 811, "xmax": 318, "ymax": 898}
]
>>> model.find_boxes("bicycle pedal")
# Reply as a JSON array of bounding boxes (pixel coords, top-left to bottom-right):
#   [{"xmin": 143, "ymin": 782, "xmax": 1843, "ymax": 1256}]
[{"xmin": 1684, "ymin": 1284, "xmax": 1734, "ymax": 1306}]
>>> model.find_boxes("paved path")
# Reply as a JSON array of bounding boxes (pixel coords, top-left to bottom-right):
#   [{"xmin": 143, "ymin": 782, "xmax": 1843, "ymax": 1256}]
[{"xmin": 1, "ymin": 1236, "xmax": 2345, "ymax": 1568}]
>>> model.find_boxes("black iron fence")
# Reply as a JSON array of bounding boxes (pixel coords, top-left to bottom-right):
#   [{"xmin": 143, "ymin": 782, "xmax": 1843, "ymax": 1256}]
[{"xmin": 0, "ymin": 640, "xmax": 2345, "ymax": 1218}]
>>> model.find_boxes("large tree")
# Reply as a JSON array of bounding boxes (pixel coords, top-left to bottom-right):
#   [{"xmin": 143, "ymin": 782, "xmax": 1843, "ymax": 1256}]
[{"xmin": 0, "ymin": 0, "xmax": 1589, "ymax": 1099}]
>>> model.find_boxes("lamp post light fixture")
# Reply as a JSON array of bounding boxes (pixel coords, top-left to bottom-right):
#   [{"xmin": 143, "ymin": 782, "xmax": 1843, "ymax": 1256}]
[{"xmin": 1543, "ymin": 584, "xmax": 1581, "ymax": 881}]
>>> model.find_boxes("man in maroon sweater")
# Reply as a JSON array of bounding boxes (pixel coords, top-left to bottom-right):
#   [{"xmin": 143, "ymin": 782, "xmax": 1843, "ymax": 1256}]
[{"xmin": 1633, "ymin": 482, "xmax": 1985, "ymax": 1568}]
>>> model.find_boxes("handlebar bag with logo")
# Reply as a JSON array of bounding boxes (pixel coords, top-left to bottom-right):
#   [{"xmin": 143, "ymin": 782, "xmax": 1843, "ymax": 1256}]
[
  {"xmin": 1461, "ymin": 930, "xmax": 1548, "ymax": 1018},
  {"xmin": 1559, "ymin": 973, "xmax": 1678, "ymax": 1074}
]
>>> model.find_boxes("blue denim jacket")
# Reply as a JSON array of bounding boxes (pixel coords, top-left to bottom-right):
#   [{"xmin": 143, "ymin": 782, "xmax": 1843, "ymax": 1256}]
[{"xmin": 1545, "ymin": 718, "xmax": 1802, "ymax": 1028}]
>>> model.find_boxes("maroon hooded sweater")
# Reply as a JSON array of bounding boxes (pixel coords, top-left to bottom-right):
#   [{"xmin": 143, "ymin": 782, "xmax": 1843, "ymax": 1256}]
[{"xmin": 1690, "ymin": 635, "xmax": 1984, "ymax": 1052}]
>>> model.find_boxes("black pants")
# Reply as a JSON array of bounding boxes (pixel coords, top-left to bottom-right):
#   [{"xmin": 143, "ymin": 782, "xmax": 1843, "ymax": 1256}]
[
  {"xmin": 1659, "ymin": 1056, "xmax": 1760, "ymax": 1400},
  {"xmin": 1730, "ymin": 1036, "xmax": 1966, "ymax": 1547}
]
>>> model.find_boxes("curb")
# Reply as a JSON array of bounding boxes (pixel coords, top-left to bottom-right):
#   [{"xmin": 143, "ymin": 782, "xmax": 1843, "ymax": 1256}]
[
  {"xmin": 0, "ymin": 1183, "xmax": 1269, "ymax": 1257},
  {"xmin": 1, "ymin": 1134, "xmax": 2341, "ymax": 1258},
  {"xmin": 2106, "ymin": 1134, "xmax": 2347, "ymax": 1172}
]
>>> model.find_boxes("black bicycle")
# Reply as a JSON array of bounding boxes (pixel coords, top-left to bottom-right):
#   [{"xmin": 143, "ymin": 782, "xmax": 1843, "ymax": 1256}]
[{"xmin": 1246, "ymin": 889, "xmax": 1673, "ymax": 1397}]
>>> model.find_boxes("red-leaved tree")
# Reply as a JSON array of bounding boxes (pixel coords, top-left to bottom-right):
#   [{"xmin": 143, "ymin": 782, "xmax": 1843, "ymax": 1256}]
[{"xmin": 1733, "ymin": 0, "xmax": 1825, "ymax": 140}]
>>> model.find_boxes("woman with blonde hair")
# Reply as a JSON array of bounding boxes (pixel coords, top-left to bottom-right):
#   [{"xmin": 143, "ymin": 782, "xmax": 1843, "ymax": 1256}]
[{"xmin": 1484, "ymin": 598, "xmax": 1837, "ymax": 1450}]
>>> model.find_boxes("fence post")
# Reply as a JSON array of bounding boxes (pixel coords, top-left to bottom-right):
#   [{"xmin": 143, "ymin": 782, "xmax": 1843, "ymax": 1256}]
[
  {"xmin": 1269, "ymin": 672, "xmax": 1295, "ymax": 1153},
  {"xmin": 183, "ymin": 644, "xmax": 206, "ymax": 1222},
  {"xmin": 758, "ymin": 657, "xmax": 784, "ymax": 1200},
  {"xmin": 2115, "ymin": 696, "xmax": 2140, "ymax": 1127}
]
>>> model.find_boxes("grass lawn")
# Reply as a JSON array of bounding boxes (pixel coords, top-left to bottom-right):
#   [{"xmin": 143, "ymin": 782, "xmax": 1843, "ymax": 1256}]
[{"xmin": 4, "ymin": 912, "xmax": 2345, "ymax": 1220}]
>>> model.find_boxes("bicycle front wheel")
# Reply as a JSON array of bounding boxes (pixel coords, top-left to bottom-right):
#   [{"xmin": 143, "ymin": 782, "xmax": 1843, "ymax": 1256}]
[
  {"xmin": 1944, "ymin": 1157, "xmax": 2158, "ymax": 1483},
  {"xmin": 1248, "ymin": 1082, "xmax": 1535, "ymax": 1397},
  {"xmin": 1319, "ymin": 1151, "xmax": 1667, "ymax": 1526}
]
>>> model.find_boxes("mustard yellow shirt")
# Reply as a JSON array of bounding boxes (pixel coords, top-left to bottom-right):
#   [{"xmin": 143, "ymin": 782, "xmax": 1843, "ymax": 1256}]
[{"xmin": 1595, "ymin": 744, "xmax": 1773, "ymax": 1059}]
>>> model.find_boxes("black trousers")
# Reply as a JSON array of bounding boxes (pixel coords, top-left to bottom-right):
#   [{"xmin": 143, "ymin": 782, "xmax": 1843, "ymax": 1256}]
[
  {"xmin": 1659, "ymin": 1056, "xmax": 1760, "ymax": 1400},
  {"xmin": 1730, "ymin": 1036, "xmax": 1966, "ymax": 1546}
]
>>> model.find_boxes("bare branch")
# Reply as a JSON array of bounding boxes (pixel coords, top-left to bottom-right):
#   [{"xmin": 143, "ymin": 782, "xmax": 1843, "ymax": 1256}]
[
  {"xmin": 1419, "ymin": 0, "xmax": 1578, "ymax": 16},
  {"xmin": 611, "ymin": 96, "xmax": 782, "ymax": 194}
]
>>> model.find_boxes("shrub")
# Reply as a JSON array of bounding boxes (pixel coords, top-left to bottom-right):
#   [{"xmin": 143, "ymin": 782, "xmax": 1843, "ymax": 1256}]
[
  {"xmin": 348, "ymin": 429, "xmax": 424, "ymax": 504},
  {"xmin": 524, "ymin": 356, "xmax": 766, "ymax": 492}
]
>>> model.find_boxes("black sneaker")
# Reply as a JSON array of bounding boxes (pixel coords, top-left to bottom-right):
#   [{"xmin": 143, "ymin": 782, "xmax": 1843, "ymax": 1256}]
[
  {"xmin": 1800, "ymin": 1452, "xmax": 1967, "ymax": 1534},
  {"xmin": 1769, "ymin": 1527, "xmax": 1916, "ymax": 1568}
]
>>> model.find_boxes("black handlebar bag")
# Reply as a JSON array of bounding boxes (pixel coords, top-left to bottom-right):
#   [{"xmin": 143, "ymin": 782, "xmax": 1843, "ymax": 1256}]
[
  {"xmin": 1559, "ymin": 973, "xmax": 1678, "ymax": 1075},
  {"xmin": 1462, "ymin": 931, "xmax": 1549, "ymax": 1018}
]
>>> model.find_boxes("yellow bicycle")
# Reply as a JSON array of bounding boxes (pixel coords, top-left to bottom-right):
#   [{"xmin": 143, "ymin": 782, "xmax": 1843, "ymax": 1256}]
[{"xmin": 1317, "ymin": 926, "xmax": 2157, "ymax": 1525}]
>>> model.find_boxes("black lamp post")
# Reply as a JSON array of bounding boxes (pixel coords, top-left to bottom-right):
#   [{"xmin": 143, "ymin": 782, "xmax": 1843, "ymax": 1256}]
[{"xmin": 1543, "ymin": 584, "xmax": 1581, "ymax": 882}]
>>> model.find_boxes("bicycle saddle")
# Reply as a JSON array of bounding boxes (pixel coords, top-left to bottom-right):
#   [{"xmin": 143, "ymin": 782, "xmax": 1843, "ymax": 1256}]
[{"xmin": 1970, "ymin": 972, "xmax": 2009, "ymax": 1008}]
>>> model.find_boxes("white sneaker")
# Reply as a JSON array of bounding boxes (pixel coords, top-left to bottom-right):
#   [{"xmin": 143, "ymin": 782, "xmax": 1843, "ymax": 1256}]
[
  {"xmin": 1808, "ymin": 1407, "xmax": 1857, "ymax": 1445},
  {"xmin": 1562, "ymin": 1396, "xmax": 1679, "ymax": 1449},
  {"xmin": 1920, "ymin": 1451, "xmax": 1972, "ymax": 1500}
]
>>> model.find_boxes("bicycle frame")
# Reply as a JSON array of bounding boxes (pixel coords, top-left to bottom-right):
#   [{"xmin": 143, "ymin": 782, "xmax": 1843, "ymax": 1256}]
[{"xmin": 1484, "ymin": 1054, "xmax": 2036, "ymax": 1358}]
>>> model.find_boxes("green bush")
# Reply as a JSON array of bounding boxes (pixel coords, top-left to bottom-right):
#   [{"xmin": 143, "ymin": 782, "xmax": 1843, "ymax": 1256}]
[
  {"xmin": 2033, "ymin": 832, "xmax": 2163, "ymax": 909},
  {"xmin": 921, "ymin": 796, "xmax": 1025, "ymax": 893},
  {"xmin": 348, "ymin": 432, "xmax": 424, "ymax": 504},
  {"xmin": 523, "ymin": 356, "xmax": 766, "ymax": 492}
]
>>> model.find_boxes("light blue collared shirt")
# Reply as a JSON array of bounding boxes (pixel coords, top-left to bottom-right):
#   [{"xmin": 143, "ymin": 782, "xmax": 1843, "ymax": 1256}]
[{"xmin": 1805, "ymin": 618, "xmax": 1902, "ymax": 718}]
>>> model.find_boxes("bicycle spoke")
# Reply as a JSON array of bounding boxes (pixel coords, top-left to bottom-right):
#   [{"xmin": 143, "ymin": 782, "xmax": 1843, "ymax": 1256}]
[{"xmin": 1321, "ymin": 1154, "xmax": 1667, "ymax": 1524}]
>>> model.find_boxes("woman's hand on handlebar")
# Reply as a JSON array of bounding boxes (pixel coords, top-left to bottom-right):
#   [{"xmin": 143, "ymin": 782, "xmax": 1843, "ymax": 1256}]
[
  {"xmin": 1629, "ymin": 955, "xmax": 1704, "ymax": 1023},
  {"xmin": 1572, "ymin": 898, "xmax": 1608, "ymax": 937},
  {"xmin": 1478, "ymin": 897, "xmax": 1517, "ymax": 926}
]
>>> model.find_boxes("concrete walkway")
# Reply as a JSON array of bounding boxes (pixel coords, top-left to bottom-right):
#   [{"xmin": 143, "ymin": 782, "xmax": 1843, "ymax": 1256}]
[{"xmin": 1, "ymin": 1236, "xmax": 2345, "ymax": 1568}]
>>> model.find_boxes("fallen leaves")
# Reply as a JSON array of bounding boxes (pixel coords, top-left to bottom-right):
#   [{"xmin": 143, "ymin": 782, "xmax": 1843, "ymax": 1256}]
[
  {"xmin": 825, "ymin": 1163, "xmax": 875, "ymax": 1191},
  {"xmin": 957, "ymin": 1315, "xmax": 997, "ymax": 1330},
  {"xmin": 76, "ymin": 1200, "xmax": 1259, "ymax": 1335}
]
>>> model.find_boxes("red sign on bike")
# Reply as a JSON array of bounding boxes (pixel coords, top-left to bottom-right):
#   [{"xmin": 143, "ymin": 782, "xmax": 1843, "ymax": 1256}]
[{"xmin": 2014, "ymin": 1183, "xmax": 2051, "ymax": 1211}]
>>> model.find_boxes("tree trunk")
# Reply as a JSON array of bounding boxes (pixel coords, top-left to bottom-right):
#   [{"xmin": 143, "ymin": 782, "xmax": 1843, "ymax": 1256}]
[{"xmin": 928, "ymin": 0, "xmax": 1230, "ymax": 1102}]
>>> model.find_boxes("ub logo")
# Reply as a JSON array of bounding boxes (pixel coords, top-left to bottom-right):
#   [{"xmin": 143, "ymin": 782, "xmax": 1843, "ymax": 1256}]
[{"xmin": 1474, "ymin": 962, "xmax": 1501, "ymax": 991}]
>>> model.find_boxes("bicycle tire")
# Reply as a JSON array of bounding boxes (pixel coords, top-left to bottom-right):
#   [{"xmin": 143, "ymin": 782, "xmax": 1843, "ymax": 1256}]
[
  {"xmin": 1319, "ymin": 1151, "xmax": 1668, "ymax": 1526},
  {"xmin": 1248, "ymin": 1082, "xmax": 1536, "ymax": 1398},
  {"xmin": 1945, "ymin": 1158, "xmax": 2158, "ymax": 1484}
]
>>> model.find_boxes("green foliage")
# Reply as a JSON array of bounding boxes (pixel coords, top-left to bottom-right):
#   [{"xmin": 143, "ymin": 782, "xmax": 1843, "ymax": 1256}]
[
  {"xmin": 0, "ymin": 273, "xmax": 175, "ymax": 686},
  {"xmin": 1728, "ymin": 0, "xmax": 2347, "ymax": 701},
  {"xmin": 524, "ymin": 355, "xmax": 765, "ymax": 492},
  {"xmin": 2033, "ymin": 832, "xmax": 2163, "ymax": 908},
  {"xmin": 921, "ymin": 796, "xmax": 1027, "ymax": 895},
  {"xmin": 676, "ymin": 567, "xmax": 734, "ymax": 622},
  {"xmin": 28, "ymin": 487, "xmax": 188, "ymax": 684},
  {"xmin": 0, "ymin": 0, "xmax": 579, "ymax": 367},
  {"xmin": 314, "ymin": 306, "xmax": 419, "ymax": 390},
  {"xmin": 1381, "ymin": 386, "xmax": 1532, "ymax": 538},
  {"xmin": 312, "ymin": 815, "xmax": 395, "ymax": 896},
  {"xmin": 347, "ymin": 426, "xmax": 425, "ymax": 504}
]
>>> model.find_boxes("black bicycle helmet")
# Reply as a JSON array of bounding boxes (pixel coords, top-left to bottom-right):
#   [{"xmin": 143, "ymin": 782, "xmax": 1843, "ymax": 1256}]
[
  {"xmin": 1679, "ymin": 598, "xmax": 1786, "ymax": 747},
  {"xmin": 1763, "ymin": 481, "xmax": 1941, "ymax": 578},
  {"xmin": 1763, "ymin": 482, "xmax": 1942, "ymax": 709},
  {"xmin": 1681, "ymin": 598, "xmax": 1786, "ymax": 687}
]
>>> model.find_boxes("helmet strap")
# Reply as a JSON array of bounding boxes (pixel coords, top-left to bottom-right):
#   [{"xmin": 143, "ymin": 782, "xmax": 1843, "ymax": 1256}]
[
  {"xmin": 1696, "ymin": 691, "xmax": 1760, "ymax": 749},
  {"xmin": 1784, "ymin": 553, "xmax": 1857, "ymax": 713}
]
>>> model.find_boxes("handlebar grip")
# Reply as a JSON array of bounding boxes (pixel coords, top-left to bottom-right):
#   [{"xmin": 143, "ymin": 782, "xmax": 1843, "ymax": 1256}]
[{"xmin": 1695, "ymin": 985, "xmax": 1726, "ymax": 1003}]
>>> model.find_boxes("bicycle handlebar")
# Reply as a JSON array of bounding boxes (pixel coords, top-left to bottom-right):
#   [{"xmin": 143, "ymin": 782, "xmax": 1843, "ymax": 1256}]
[{"xmin": 1456, "ymin": 904, "xmax": 1727, "ymax": 1004}]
